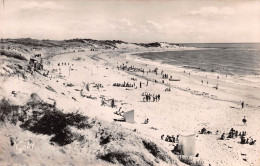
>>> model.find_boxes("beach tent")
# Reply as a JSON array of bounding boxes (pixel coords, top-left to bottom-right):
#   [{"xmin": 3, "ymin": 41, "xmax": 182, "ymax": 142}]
[
  {"xmin": 179, "ymin": 132, "xmax": 195, "ymax": 156},
  {"xmin": 123, "ymin": 110, "xmax": 135, "ymax": 124}
]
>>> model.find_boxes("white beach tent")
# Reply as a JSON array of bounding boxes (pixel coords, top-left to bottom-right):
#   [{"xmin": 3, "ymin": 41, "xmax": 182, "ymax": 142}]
[
  {"xmin": 123, "ymin": 110, "xmax": 135, "ymax": 124},
  {"xmin": 179, "ymin": 132, "xmax": 196, "ymax": 156}
]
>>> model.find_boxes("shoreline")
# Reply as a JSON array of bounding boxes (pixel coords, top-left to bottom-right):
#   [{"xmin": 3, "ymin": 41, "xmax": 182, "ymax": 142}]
[{"xmin": 118, "ymin": 50, "xmax": 260, "ymax": 107}]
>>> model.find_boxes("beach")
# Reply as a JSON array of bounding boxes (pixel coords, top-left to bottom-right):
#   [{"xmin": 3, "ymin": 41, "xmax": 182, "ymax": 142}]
[{"xmin": 0, "ymin": 41, "xmax": 260, "ymax": 166}]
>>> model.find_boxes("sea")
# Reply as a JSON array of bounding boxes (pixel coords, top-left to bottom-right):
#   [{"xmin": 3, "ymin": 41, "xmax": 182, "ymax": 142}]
[{"xmin": 135, "ymin": 43, "xmax": 260, "ymax": 76}]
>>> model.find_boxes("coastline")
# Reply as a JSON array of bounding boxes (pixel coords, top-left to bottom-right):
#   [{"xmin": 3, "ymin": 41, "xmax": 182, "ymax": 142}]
[
  {"xmin": 123, "ymin": 50, "xmax": 260, "ymax": 107},
  {"xmin": 0, "ymin": 47, "xmax": 259, "ymax": 166}
]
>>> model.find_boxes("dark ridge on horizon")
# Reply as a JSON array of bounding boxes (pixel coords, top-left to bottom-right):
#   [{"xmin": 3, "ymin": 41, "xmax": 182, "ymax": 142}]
[{"xmin": 2, "ymin": 38, "xmax": 260, "ymax": 45}]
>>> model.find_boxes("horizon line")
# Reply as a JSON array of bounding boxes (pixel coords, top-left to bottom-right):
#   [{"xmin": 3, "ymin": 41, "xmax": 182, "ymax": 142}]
[{"xmin": 1, "ymin": 38, "xmax": 260, "ymax": 44}]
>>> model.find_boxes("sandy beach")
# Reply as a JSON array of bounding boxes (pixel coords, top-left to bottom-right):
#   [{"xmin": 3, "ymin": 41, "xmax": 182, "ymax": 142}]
[{"xmin": 1, "ymin": 40, "xmax": 259, "ymax": 166}]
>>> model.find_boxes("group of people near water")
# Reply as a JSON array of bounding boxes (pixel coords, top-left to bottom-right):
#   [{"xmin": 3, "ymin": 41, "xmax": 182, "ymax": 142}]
[
  {"xmin": 117, "ymin": 63, "xmax": 145, "ymax": 73},
  {"xmin": 162, "ymin": 73, "xmax": 169, "ymax": 79},
  {"xmin": 142, "ymin": 92, "xmax": 160, "ymax": 102},
  {"xmin": 113, "ymin": 81, "xmax": 135, "ymax": 88}
]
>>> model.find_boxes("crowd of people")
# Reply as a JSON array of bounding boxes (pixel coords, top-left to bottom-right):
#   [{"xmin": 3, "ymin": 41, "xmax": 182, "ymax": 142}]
[
  {"xmin": 142, "ymin": 92, "xmax": 160, "ymax": 102},
  {"xmin": 220, "ymin": 128, "xmax": 256, "ymax": 145},
  {"xmin": 199, "ymin": 128, "xmax": 212, "ymax": 134},
  {"xmin": 117, "ymin": 63, "xmax": 145, "ymax": 73},
  {"xmin": 113, "ymin": 81, "xmax": 135, "ymax": 88},
  {"xmin": 161, "ymin": 134, "xmax": 179, "ymax": 143},
  {"xmin": 162, "ymin": 73, "xmax": 169, "ymax": 79}
]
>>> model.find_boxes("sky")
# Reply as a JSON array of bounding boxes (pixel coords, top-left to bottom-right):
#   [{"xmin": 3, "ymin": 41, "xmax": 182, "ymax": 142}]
[{"xmin": 0, "ymin": 0, "xmax": 260, "ymax": 43}]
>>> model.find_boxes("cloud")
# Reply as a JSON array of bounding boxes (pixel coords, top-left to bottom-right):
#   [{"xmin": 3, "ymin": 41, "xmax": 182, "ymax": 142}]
[
  {"xmin": 190, "ymin": 7, "xmax": 235, "ymax": 17},
  {"xmin": 120, "ymin": 18, "xmax": 133, "ymax": 26},
  {"xmin": 1, "ymin": 0, "xmax": 259, "ymax": 42},
  {"xmin": 146, "ymin": 20, "xmax": 162, "ymax": 30},
  {"xmin": 20, "ymin": 1, "xmax": 64, "ymax": 10}
]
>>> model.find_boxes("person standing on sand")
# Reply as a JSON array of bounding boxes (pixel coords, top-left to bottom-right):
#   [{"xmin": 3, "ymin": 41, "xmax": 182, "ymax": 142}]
[
  {"xmin": 242, "ymin": 116, "xmax": 247, "ymax": 126},
  {"xmin": 111, "ymin": 98, "xmax": 115, "ymax": 108},
  {"xmin": 140, "ymin": 82, "xmax": 142, "ymax": 88},
  {"xmin": 147, "ymin": 80, "xmax": 148, "ymax": 86},
  {"xmin": 241, "ymin": 101, "xmax": 244, "ymax": 109}
]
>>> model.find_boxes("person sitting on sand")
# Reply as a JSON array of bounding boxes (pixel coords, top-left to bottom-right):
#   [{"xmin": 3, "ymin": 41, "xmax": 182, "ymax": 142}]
[
  {"xmin": 200, "ymin": 128, "xmax": 207, "ymax": 134},
  {"xmin": 173, "ymin": 144, "xmax": 183, "ymax": 155},
  {"xmin": 176, "ymin": 135, "xmax": 179, "ymax": 143},
  {"xmin": 144, "ymin": 118, "xmax": 149, "ymax": 124},
  {"xmin": 143, "ymin": 97, "xmax": 146, "ymax": 102},
  {"xmin": 165, "ymin": 135, "xmax": 170, "ymax": 142},
  {"xmin": 115, "ymin": 107, "xmax": 122, "ymax": 114},
  {"xmin": 228, "ymin": 131, "xmax": 233, "ymax": 138},
  {"xmin": 172, "ymin": 135, "xmax": 175, "ymax": 143},
  {"xmin": 249, "ymin": 140, "xmax": 256, "ymax": 145},
  {"xmin": 220, "ymin": 133, "xmax": 225, "ymax": 140},
  {"xmin": 101, "ymin": 98, "xmax": 106, "ymax": 106},
  {"xmin": 161, "ymin": 135, "xmax": 164, "ymax": 140}
]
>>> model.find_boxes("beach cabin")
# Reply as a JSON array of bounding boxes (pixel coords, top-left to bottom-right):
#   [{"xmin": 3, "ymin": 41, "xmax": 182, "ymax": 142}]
[
  {"xmin": 179, "ymin": 132, "xmax": 196, "ymax": 156},
  {"xmin": 123, "ymin": 110, "xmax": 135, "ymax": 124}
]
